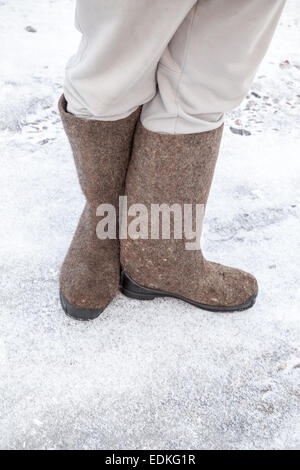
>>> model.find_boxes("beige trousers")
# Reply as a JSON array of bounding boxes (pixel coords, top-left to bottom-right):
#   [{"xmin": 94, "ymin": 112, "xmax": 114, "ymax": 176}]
[{"xmin": 64, "ymin": 0, "xmax": 286, "ymax": 134}]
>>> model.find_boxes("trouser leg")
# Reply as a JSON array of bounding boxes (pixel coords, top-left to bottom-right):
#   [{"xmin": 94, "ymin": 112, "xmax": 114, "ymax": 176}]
[
  {"xmin": 142, "ymin": 0, "xmax": 287, "ymax": 133},
  {"xmin": 64, "ymin": 0, "xmax": 197, "ymax": 120}
]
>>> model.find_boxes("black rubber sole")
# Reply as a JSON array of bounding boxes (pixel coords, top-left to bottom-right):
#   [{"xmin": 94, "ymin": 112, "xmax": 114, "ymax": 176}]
[
  {"xmin": 120, "ymin": 271, "xmax": 258, "ymax": 313},
  {"xmin": 59, "ymin": 290, "xmax": 103, "ymax": 321}
]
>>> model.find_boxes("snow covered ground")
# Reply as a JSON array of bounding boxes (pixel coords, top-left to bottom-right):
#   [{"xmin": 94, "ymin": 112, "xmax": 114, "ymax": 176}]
[{"xmin": 0, "ymin": 0, "xmax": 299, "ymax": 450}]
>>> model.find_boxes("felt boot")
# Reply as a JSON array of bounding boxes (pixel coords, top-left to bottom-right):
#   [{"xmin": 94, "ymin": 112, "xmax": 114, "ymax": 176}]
[
  {"xmin": 58, "ymin": 95, "xmax": 140, "ymax": 320},
  {"xmin": 120, "ymin": 122, "xmax": 258, "ymax": 312}
]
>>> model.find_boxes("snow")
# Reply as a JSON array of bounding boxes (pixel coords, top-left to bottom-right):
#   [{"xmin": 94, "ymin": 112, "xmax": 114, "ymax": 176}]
[{"xmin": 0, "ymin": 0, "xmax": 299, "ymax": 450}]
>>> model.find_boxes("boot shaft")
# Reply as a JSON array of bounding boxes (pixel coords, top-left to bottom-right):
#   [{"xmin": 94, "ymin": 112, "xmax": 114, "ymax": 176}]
[
  {"xmin": 59, "ymin": 95, "xmax": 141, "ymax": 209},
  {"xmin": 121, "ymin": 123, "xmax": 223, "ymax": 289}
]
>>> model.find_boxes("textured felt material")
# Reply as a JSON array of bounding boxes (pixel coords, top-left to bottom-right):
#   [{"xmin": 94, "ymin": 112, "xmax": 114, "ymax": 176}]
[
  {"xmin": 121, "ymin": 122, "xmax": 258, "ymax": 308},
  {"xmin": 58, "ymin": 95, "xmax": 140, "ymax": 310}
]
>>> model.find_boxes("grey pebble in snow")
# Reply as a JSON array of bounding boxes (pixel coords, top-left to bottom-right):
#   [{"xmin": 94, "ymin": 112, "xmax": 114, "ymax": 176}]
[
  {"xmin": 25, "ymin": 26, "xmax": 37, "ymax": 33},
  {"xmin": 230, "ymin": 127, "xmax": 252, "ymax": 136}
]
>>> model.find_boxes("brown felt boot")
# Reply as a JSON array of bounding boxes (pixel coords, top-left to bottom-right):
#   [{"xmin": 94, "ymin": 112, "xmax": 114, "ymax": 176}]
[
  {"xmin": 58, "ymin": 95, "xmax": 140, "ymax": 320},
  {"xmin": 120, "ymin": 122, "xmax": 258, "ymax": 312}
]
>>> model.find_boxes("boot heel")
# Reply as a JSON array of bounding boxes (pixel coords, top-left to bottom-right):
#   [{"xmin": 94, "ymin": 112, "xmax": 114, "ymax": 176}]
[{"xmin": 120, "ymin": 271, "xmax": 156, "ymax": 301}]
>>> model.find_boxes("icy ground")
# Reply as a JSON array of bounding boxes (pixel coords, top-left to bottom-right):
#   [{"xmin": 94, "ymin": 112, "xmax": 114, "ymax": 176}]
[{"xmin": 0, "ymin": 0, "xmax": 299, "ymax": 450}]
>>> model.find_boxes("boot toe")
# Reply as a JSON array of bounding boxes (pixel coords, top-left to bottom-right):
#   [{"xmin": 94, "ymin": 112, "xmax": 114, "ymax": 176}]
[
  {"xmin": 60, "ymin": 289, "xmax": 104, "ymax": 321},
  {"xmin": 195, "ymin": 261, "xmax": 258, "ymax": 311},
  {"xmin": 209, "ymin": 262, "xmax": 258, "ymax": 309}
]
